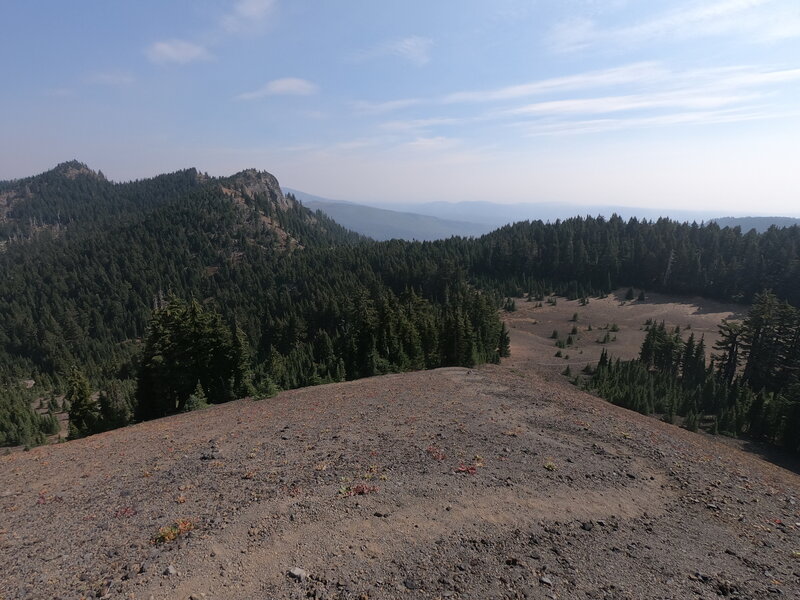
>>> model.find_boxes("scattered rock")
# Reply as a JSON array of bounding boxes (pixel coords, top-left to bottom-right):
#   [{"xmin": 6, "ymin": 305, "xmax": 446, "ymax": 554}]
[
  {"xmin": 288, "ymin": 567, "xmax": 309, "ymax": 582},
  {"xmin": 539, "ymin": 576, "xmax": 553, "ymax": 586},
  {"xmin": 404, "ymin": 578, "xmax": 422, "ymax": 590},
  {"xmin": 163, "ymin": 565, "xmax": 178, "ymax": 576}
]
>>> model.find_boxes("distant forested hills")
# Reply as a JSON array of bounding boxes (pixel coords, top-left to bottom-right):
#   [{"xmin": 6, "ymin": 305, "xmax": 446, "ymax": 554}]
[
  {"xmin": 285, "ymin": 189, "xmax": 799, "ymax": 240},
  {"xmin": 3, "ymin": 161, "xmax": 800, "ymax": 447},
  {"xmin": 710, "ymin": 216, "xmax": 800, "ymax": 233},
  {"xmin": 284, "ymin": 188, "xmax": 491, "ymax": 241}
]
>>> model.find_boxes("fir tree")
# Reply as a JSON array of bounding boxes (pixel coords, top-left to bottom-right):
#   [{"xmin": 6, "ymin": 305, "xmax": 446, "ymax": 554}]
[{"xmin": 66, "ymin": 367, "xmax": 97, "ymax": 439}]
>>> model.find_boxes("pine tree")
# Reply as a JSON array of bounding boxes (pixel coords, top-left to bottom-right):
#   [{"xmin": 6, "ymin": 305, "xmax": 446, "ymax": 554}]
[
  {"xmin": 714, "ymin": 320, "xmax": 742, "ymax": 384},
  {"xmin": 66, "ymin": 366, "xmax": 97, "ymax": 439},
  {"xmin": 498, "ymin": 322, "xmax": 511, "ymax": 358},
  {"xmin": 135, "ymin": 297, "xmax": 253, "ymax": 420},
  {"xmin": 185, "ymin": 381, "xmax": 209, "ymax": 412}
]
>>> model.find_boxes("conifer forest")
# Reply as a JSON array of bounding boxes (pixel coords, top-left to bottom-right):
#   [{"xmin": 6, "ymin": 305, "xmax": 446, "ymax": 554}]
[{"xmin": 2, "ymin": 162, "xmax": 800, "ymax": 452}]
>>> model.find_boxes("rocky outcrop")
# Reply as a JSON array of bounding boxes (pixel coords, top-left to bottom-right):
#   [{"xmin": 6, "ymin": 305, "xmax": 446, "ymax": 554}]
[{"xmin": 225, "ymin": 168, "xmax": 291, "ymax": 211}]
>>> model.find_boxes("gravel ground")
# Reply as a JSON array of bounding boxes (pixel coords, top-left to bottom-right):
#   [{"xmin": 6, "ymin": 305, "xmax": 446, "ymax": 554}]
[{"xmin": 2, "ymin": 318, "xmax": 799, "ymax": 599}]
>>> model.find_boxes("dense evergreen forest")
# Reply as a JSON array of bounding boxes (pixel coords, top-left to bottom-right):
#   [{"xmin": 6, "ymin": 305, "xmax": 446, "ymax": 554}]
[
  {"xmin": 0, "ymin": 162, "xmax": 506, "ymax": 445},
  {"xmin": 2, "ymin": 161, "xmax": 800, "ymax": 448},
  {"xmin": 461, "ymin": 217, "xmax": 800, "ymax": 304}
]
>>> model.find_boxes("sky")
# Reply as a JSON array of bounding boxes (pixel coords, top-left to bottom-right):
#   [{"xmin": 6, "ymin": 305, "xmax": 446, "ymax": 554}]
[{"xmin": 2, "ymin": 0, "xmax": 800, "ymax": 214}]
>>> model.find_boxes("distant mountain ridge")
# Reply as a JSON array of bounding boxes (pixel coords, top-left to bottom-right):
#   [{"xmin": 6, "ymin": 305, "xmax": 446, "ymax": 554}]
[
  {"xmin": 380, "ymin": 200, "xmax": 731, "ymax": 227},
  {"xmin": 286, "ymin": 188, "xmax": 800, "ymax": 238},
  {"xmin": 284, "ymin": 188, "xmax": 492, "ymax": 240},
  {"xmin": 710, "ymin": 216, "xmax": 800, "ymax": 233}
]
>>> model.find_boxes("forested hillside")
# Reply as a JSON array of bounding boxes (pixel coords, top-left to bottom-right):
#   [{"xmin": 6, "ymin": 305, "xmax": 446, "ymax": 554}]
[
  {"xmin": 0, "ymin": 163, "xmax": 506, "ymax": 446},
  {"xmin": 3, "ymin": 162, "xmax": 800, "ymax": 448},
  {"xmin": 457, "ymin": 217, "xmax": 800, "ymax": 304}
]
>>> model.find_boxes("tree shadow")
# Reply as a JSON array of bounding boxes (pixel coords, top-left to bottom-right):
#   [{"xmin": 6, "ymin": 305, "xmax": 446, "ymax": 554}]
[
  {"xmin": 608, "ymin": 289, "xmax": 747, "ymax": 319},
  {"xmin": 738, "ymin": 438, "xmax": 800, "ymax": 477}
]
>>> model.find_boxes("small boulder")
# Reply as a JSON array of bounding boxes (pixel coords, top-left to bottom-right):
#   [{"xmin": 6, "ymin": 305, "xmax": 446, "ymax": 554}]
[{"xmin": 163, "ymin": 565, "xmax": 178, "ymax": 576}]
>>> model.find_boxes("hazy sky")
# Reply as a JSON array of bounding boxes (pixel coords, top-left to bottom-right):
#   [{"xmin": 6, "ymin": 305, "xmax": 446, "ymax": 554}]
[{"xmin": 2, "ymin": 0, "xmax": 800, "ymax": 214}]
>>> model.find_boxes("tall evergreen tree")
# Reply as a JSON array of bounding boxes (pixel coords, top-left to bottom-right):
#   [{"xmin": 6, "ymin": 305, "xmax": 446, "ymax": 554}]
[{"xmin": 66, "ymin": 366, "xmax": 97, "ymax": 439}]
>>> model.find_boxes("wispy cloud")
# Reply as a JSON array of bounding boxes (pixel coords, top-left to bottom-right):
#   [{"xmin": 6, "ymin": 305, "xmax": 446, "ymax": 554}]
[
  {"xmin": 145, "ymin": 1, "xmax": 275, "ymax": 70},
  {"xmin": 146, "ymin": 40, "xmax": 211, "ymax": 65},
  {"xmin": 388, "ymin": 36, "xmax": 433, "ymax": 65},
  {"xmin": 401, "ymin": 136, "xmax": 461, "ymax": 151},
  {"xmin": 221, "ymin": 0, "xmax": 276, "ymax": 33},
  {"xmin": 356, "ymin": 36, "xmax": 433, "ymax": 66},
  {"xmin": 85, "ymin": 71, "xmax": 135, "ymax": 87},
  {"xmin": 236, "ymin": 77, "xmax": 318, "ymax": 100},
  {"xmin": 380, "ymin": 117, "xmax": 464, "ymax": 132},
  {"xmin": 368, "ymin": 63, "xmax": 800, "ymax": 110},
  {"xmin": 45, "ymin": 88, "xmax": 76, "ymax": 98},
  {"xmin": 546, "ymin": 0, "xmax": 799, "ymax": 52},
  {"xmin": 505, "ymin": 90, "xmax": 762, "ymax": 117},
  {"xmin": 353, "ymin": 62, "xmax": 800, "ymax": 143},
  {"xmin": 517, "ymin": 107, "xmax": 796, "ymax": 137},
  {"xmin": 356, "ymin": 63, "xmax": 645, "ymax": 114},
  {"xmin": 443, "ymin": 62, "xmax": 666, "ymax": 103},
  {"xmin": 351, "ymin": 98, "xmax": 423, "ymax": 114}
]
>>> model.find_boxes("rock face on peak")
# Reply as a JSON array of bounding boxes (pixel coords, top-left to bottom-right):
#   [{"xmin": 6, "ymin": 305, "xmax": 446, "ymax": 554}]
[{"xmin": 221, "ymin": 168, "xmax": 293, "ymax": 212}]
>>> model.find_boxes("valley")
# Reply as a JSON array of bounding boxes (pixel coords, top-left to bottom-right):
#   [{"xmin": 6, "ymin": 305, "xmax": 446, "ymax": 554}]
[
  {"xmin": 2, "ymin": 297, "xmax": 798, "ymax": 599},
  {"xmin": 503, "ymin": 290, "xmax": 743, "ymax": 376}
]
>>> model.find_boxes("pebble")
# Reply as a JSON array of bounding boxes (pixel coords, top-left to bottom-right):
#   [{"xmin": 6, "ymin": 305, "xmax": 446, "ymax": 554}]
[
  {"xmin": 289, "ymin": 567, "xmax": 309, "ymax": 581},
  {"xmin": 539, "ymin": 576, "xmax": 553, "ymax": 586},
  {"xmin": 163, "ymin": 565, "xmax": 178, "ymax": 576},
  {"xmin": 404, "ymin": 578, "xmax": 422, "ymax": 590}
]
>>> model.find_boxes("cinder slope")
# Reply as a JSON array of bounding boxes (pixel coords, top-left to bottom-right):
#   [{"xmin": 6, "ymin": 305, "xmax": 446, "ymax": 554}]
[{"xmin": 1, "ymin": 327, "xmax": 798, "ymax": 599}]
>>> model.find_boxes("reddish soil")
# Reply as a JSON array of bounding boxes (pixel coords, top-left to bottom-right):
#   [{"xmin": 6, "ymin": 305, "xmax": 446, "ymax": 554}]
[{"xmin": 1, "ymin": 295, "xmax": 798, "ymax": 599}]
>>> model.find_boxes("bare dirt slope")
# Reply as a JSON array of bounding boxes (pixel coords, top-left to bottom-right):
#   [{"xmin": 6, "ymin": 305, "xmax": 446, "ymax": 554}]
[
  {"xmin": 2, "ymin": 297, "xmax": 799, "ymax": 600},
  {"xmin": 504, "ymin": 290, "xmax": 744, "ymax": 374}
]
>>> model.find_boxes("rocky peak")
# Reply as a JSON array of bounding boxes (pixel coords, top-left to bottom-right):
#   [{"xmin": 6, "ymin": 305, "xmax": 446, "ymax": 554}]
[
  {"xmin": 51, "ymin": 160, "xmax": 106, "ymax": 181},
  {"xmin": 226, "ymin": 169, "xmax": 291, "ymax": 211}
]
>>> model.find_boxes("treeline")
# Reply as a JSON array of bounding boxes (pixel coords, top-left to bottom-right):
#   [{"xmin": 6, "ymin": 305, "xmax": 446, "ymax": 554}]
[
  {"xmin": 60, "ymin": 277, "xmax": 507, "ymax": 439},
  {"xmin": 456, "ymin": 216, "xmax": 800, "ymax": 304},
  {"xmin": 587, "ymin": 291, "xmax": 800, "ymax": 453}
]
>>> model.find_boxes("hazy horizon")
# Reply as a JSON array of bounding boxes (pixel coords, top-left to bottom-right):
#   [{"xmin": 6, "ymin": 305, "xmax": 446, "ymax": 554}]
[{"xmin": 2, "ymin": 1, "xmax": 800, "ymax": 214}]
